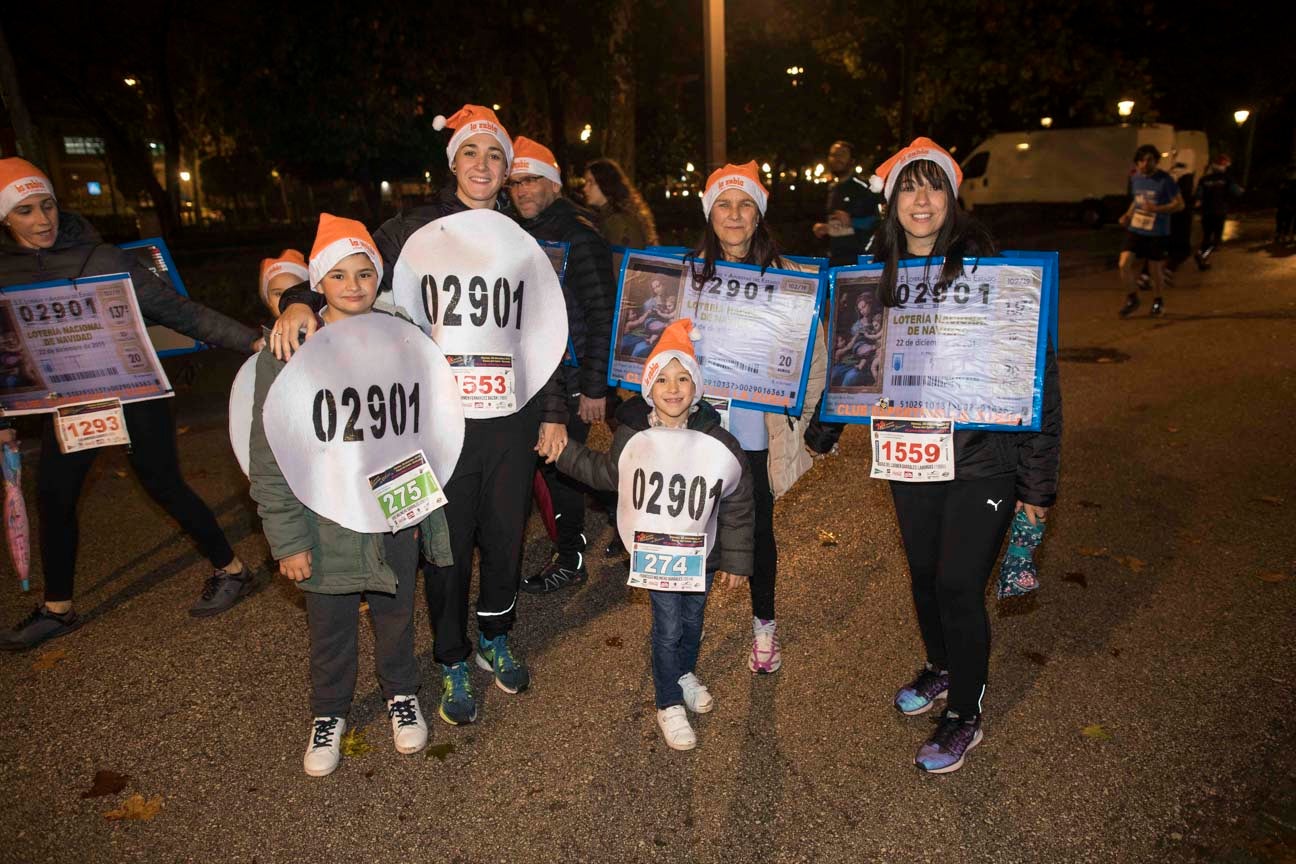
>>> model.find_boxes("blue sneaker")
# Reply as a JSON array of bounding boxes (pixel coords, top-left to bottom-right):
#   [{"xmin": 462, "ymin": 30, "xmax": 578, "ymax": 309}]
[
  {"xmin": 474, "ymin": 633, "xmax": 530, "ymax": 694},
  {"xmin": 894, "ymin": 664, "xmax": 950, "ymax": 716},
  {"xmin": 915, "ymin": 710, "xmax": 983, "ymax": 774},
  {"xmin": 437, "ymin": 662, "xmax": 477, "ymax": 726}
]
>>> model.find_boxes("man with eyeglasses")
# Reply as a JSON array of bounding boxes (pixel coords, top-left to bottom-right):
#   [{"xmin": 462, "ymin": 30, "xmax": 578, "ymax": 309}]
[{"xmin": 509, "ymin": 136, "xmax": 616, "ymax": 595}]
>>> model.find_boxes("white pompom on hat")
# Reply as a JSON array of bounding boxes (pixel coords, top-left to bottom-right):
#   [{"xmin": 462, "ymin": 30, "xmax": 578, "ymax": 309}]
[
  {"xmin": 433, "ymin": 105, "xmax": 513, "ymax": 168},
  {"xmin": 868, "ymin": 137, "xmax": 963, "ymax": 200},
  {"xmin": 701, "ymin": 161, "xmax": 769, "ymax": 220},
  {"xmin": 308, "ymin": 213, "xmax": 383, "ymax": 291},
  {"xmin": 0, "ymin": 158, "xmax": 55, "ymax": 219}
]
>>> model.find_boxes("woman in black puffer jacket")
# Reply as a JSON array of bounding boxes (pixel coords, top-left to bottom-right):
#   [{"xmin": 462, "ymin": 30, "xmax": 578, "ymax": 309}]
[{"xmin": 0, "ymin": 158, "xmax": 261, "ymax": 651}]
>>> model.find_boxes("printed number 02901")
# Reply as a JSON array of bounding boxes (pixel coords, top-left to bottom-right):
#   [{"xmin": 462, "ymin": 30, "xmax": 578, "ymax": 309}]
[
  {"xmin": 631, "ymin": 469, "xmax": 723, "ymax": 520},
  {"xmin": 313, "ymin": 382, "xmax": 420, "ymax": 443}
]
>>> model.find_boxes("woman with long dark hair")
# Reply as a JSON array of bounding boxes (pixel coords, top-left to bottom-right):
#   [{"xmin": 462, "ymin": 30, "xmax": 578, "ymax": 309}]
[
  {"xmin": 583, "ymin": 159, "xmax": 659, "ymax": 248},
  {"xmin": 686, "ymin": 162, "xmax": 827, "ymax": 676},
  {"xmin": 807, "ymin": 139, "xmax": 1062, "ymax": 773}
]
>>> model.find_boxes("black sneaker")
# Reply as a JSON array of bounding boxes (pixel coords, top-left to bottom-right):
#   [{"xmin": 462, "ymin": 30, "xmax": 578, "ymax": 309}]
[
  {"xmin": 1118, "ymin": 292, "xmax": 1140, "ymax": 318},
  {"xmin": 605, "ymin": 533, "xmax": 627, "ymax": 558},
  {"xmin": 521, "ymin": 551, "xmax": 587, "ymax": 594},
  {"xmin": 0, "ymin": 605, "xmax": 82, "ymax": 651},
  {"xmin": 189, "ymin": 567, "xmax": 258, "ymax": 617},
  {"xmin": 1150, "ymin": 296, "xmax": 1164, "ymax": 317}
]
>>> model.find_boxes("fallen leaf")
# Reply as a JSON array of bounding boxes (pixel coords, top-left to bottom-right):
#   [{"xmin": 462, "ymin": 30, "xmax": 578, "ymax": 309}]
[
  {"xmin": 104, "ymin": 794, "xmax": 162, "ymax": 821},
  {"xmin": 426, "ymin": 742, "xmax": 456, "ymax": 762},
  {"xmin": 1166, "ymin": 426, "xmax": 1180, "ymax": 433},
  {"xmin": 1081, "ymin": 724, "xmax": 1113, "ymax": 741},
  {"xmin": 604, "ymin": 636, "xmax": 623, "ymax": 648},
  {"xmin": 817, "ymin": 529, "xmax": 839, "ymax": 547},
  {"xmin": 339, "ymin": 728, "xmax": 371, "ymax": 758},
  {"xmin": 114, "ymin": 470, "xmax": 128, "ymax": 479},
  {"xmin": 82, "ymin": 770, "xmax": 130, "ymax": 799},
  {"xmin": 1063, "ymin": 571, "xmax": 1088, "ymax": 588},
  {"xmin": 1096, "ymin": 356, "xmax": 1113, "ymax": 364},
  {"xmin": 1258, "ymin": 572, "xmax": 1287, "ymax": 583},
  {"xmin": 176, "ymin": 426, "xmax": 190, "ymax": 436},
  {"xmin": 1110, "ymin": 648, "xmax": 1122, "ymax": 657},
  {"xmin": 31, "ymin": 648, "xmax": 68, "ymax": 671},
  {"xmin": 1022, "ymin": 650, "xmax": 1049, "ymax": 666},
  {"xmin": 1079, "ymin": 547, "xmax": 1109, "ymax": 558},
  {"xmin": 1254, "ymin": 496, "xmax": 1284, "ymax": 506},
  {"xmin": 1113, "ymin": 556, "xmax": 1146, "ymax": 573}
]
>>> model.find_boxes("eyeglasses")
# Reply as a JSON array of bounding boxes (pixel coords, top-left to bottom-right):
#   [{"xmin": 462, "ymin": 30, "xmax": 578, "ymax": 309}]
[{"xmin": 506, "ymin": 176, "xmax": 546, "ymax": 191}]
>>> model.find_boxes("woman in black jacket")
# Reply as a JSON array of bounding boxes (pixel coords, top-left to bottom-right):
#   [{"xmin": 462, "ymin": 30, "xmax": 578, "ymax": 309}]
[
  {"xmin": 0, "ymin": 158, "xmax": 261, "ymax": 650},
  {"xmin": 806, "ymin": 139, "xmax": 1062, "ymax": 774}
]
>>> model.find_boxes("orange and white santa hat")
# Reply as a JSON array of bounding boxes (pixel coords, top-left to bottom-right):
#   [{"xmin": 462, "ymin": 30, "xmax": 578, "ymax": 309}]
[
  {"xmin": 642, "ymin": 318, "xmax": 704, "ymax": 408},
  {"xmin": 510, "ymin": 136, "xmax": 561, "ymax": 185},
  {"xmin": 701, "ymin": 161, "xmax": 769, "ymax": 220},
  {"xmin": 0, "ymin": 158, "xmax": 55, "ymax": 219},
  {"xmin": 432, "ymin": 105, "xmax": 513, "ymax": 168},
  {"xmin": 868, "ymin": 137, "xmax": 962, "ymax": 199},
  {"xmin": 258, "ymin": 249, "xmax": 308, "ymax": 303},
  {"xmin": 308, "ymin": 214, "xmax": 382, "ymax": 290}
]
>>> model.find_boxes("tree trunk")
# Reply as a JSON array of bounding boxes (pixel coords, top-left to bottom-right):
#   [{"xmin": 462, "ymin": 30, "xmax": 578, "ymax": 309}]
[
  {"xmin": 156, "ymin": 5, "xmax": 184, "ymax": 233},
  {"xmin": 0, "ymin": 22, "xmax": 40, "ymax": 161},
  {"xmin": 605, "ymin": 0, "xmax": 636, "ymax": 178},
  {"xmin": 899, "ymin": 2, "xmax": 915, "ymax": 144}
]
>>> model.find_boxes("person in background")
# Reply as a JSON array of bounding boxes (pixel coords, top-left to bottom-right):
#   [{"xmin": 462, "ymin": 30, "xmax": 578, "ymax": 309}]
[
  {"xmin": 0, "ymin": 157, "xmax": 261, "ymax": 651},
  {"xmin": 1276, "ymin": 164, "xmax": 1296, "ymax": 245},
  {"xmin": 506, "ymin": 136, "xmax": 616, "ymax": 595},
  {"xmin": 583, "ymin": 158, "xmax": 659, "ymax": 249},
  {"xmin": 1117, "ymin": 144, "xmax": 1183, "ymax": 317},
  {"xmin": 812, "ymin": 141, "xmax": 884, "ymax": 267},
  {"xmin": 258, "ymin": 249, "xmax": 308, "ymax": 319},
  {"xmin": 1195, "ymin": 154, "xmax": 1244, "ymax": 269}
]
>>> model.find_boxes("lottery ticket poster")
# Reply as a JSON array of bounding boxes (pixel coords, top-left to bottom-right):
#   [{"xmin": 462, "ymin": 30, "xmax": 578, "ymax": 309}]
[
  {"xmin": 1002, "ymin": 250, "xmax": 1059, "ymax": 354},
  {"xmin": 119, "ymin": 238, "xmax": 207, "ymax": 358},
  {"xmin": 0, "ymin": 273, "xmax": 173, "ymax": 415},
  {"xmin": 540, "ymin": 240, "xmax": 580, "ymax": 369},
  {"xmin": 821, "ymin": 255, "xmax": 1055, "ymax": 431},
  {"xmin": 607, "ymin": 250, "xmax": 820, "ymax": 415}
]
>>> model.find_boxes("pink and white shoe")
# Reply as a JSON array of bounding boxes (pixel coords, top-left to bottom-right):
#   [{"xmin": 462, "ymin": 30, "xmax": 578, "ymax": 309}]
[{"xmin": 748, "ymin": 617, "xmax": 781, "ymax": 674}]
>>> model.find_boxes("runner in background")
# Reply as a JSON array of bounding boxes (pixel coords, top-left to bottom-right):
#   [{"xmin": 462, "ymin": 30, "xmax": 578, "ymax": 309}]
[
  {"xmin": 805, "ymin": 138, "xmax": 1062, "ymax": 774},
  {"xmin": 1194, "ymin": 154, "xmax": 1244, "ymax": 269},
  {"xmin": 1117, "ymin": 145, "xmax": 1183, "ymax": 318},
  {"xmin": 689, "ymin": 161, "xmax": 828, "ymax": 675},
  {"xmin": 0, "ymin": 158, "xmax": 262, "ymax": 651}
]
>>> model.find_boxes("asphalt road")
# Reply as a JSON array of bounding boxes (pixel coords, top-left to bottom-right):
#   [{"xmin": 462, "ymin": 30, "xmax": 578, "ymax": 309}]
[{"xmin": 0, "ymin": 215, "xmax": 1292, "ymax": 864}]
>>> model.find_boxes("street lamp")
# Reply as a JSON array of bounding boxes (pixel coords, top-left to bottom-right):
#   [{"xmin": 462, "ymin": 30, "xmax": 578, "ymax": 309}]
[
  {"xmin": 1040, "ymin": 117, "xmax": 1053, "ymax": 128},
  {"xmin": 123, "ymin": 77, "xmax": 138, "ymax": 87},
  {"xmin": 579, "ymin": 124, "xmax": 592, "ymax": 143},
  {"xmin": 1234, "ymin": 108, "xmax": 1255, "ymax": 188},
  {"xmin": 1117, "ymin": 100, "xmax": 1135, "ymax": 119},
  {"xmin": 179, "ymin": 171, "xmax": 191, "ymax": 182},
  {"xmin": 1233, "ymin": 109, "xmax": 1250, "ymax": 126}
]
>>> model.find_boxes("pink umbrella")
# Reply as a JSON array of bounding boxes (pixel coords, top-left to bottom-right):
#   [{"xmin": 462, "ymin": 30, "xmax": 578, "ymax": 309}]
[{"xmin": 2, "ymin": 442, "xmax": 30, "ymax": 591}]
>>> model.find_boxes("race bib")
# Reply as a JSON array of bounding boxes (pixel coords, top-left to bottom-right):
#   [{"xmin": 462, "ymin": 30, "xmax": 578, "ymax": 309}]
[
  {"xmin": 1130, "ymin": 209, "xmax": 1156, "ymax": 231},
  {"xmin": 389, "ymin": 209, "xmax": 568, "ymax": 419},
  {"xmin": 262, "ymin": 314, "xmax": 464, "ymax": 533},
  {"xmin": 367, "ymin": 450, "xmax": 447, "ymax": 533},
  {"xmin": 228, "ymin": 353, "xmax": 258, "ymax": 476},
  {"xmin": 629, "ymin": 531, "xmax": 705, "ymax": 592},
  {"xmin": 869, "ymin": 418, "xmax": 954, "ymax": 482},
  {"xmin": 55, "ymin": 399, "xmax": 129, "ymax": 453},
  {"xmin": 616, "ymin": 427, "xmax": 744, "ymax": 589},
  {"xmin": 447, "ymin": 353, "xmax": 516, "ymax": 414}
]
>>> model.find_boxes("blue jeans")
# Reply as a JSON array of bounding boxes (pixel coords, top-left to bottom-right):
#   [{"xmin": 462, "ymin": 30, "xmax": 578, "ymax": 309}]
[{"xmin": 648, "ymin": 572, "xmax": 714, "ymax": 708}]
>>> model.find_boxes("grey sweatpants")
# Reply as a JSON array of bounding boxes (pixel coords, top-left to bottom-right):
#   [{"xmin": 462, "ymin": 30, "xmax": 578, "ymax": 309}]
[{"xmin": 304, "ymin": 528, "xmax": 420, "ymax": 717}]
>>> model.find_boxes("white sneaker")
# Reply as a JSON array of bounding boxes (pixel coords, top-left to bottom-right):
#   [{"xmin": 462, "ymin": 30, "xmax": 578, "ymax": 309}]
[
  {"xmin": 749, "ymin": 617, "xmax": 782, "ymax": 674},
  {"xmin": 303, "ymin": 716, "xmax": 346, "ymax": 777},
  {"xmin": 387, "ymin": 694, "xmax": 428, "ymax": 755},
  {"xmin": 656, "ymin": 705, "xmax": 697, "ymax": 751},
  {"xmin": 677, "ymin": 672, "xmax": 714, "ymax": 714}
]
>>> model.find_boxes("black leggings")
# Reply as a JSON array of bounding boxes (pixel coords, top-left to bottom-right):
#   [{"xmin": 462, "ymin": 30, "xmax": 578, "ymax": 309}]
[
  {"xmin": 746, "ymin": 449, "xmax": 777, "ymax": 620},
  {"xmin": 36, "ymin": 398, "xmax": 236, "ymax": 602},
  {"xmin": 890, "ymin": 474, "xmax": 1017, "ymax": 717}
]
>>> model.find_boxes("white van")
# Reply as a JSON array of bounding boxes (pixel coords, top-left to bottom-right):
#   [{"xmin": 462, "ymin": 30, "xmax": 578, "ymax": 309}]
[{"xmin": 958, "ymin": 124, "xmax": 1207, "ymax": 226}]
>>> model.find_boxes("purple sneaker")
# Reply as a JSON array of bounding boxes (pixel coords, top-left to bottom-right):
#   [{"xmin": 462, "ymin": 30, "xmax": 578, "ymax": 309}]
[
  {"xmin": 915, "ymin": 711, "xmax": 983, "ymax": 774},
  {"xmin": 894, "ymin": 664, "xmax": 950, "ymax": 716}
]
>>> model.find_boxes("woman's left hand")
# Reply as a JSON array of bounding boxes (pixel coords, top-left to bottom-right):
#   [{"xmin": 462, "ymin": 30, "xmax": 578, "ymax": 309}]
[
  {"xmin": 1015, "ymin": 501, "xmax": 1049, "ymax": 525},
  {"xmin": 535, "ymin": 422, "xmax": 568, "ymax": 464}
]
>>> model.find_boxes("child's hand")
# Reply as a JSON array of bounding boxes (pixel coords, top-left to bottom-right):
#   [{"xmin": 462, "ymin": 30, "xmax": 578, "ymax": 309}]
[
  {"xmin": 716, "ymin": 571, "xmax": 748, "ymax": 589},
  {"xmin": 280, "ymin": 550, "xmax": 312, "ymax": 582},
  {"xmin": 535, "ymin": 422, "xmax": 568, "ymax": 464},
  {"xmin": 1014, "ymin": 502, "xmax": 1049, "ymax": 526}
]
